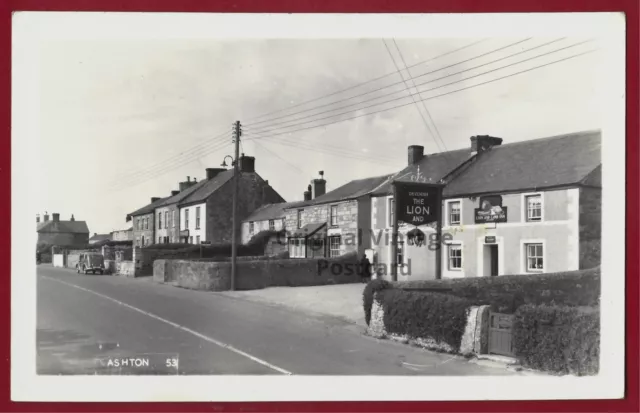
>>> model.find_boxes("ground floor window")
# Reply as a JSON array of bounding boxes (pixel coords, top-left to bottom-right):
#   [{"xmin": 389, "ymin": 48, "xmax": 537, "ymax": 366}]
[
  {"xmin": 196, "ymin": 235, "xmax": 200, "ymax": 244},
  {"xmin": 525, "ymin": 243, "xmax": 544, "ymax": 271},
  {"xmin": 189, "ymin": 236, "xmax": 193, "ymax": 244},
  {"xmin": 329, "ymin": 236, "xmax": 341, "ymax": 258},
  {"xmin": 289, "ymin": 238, "xmax": 305, "ymax": 258},
  {"xmin": 448, "ymin": 244, "xmax": 462, "ymax": 270}
]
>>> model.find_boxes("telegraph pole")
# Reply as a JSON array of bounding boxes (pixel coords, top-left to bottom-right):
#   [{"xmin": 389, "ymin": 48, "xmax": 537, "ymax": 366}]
[{"xmin": 230, "ymin": 120, "xmax": 241, "ymax": 291}]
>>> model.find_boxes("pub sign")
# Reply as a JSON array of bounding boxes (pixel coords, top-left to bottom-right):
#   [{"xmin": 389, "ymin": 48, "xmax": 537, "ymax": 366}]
[
  {"xmin": 393, "ymin": 182, "xmax": 442, "ymax": 225},
  {"xmin": 474, "ymin": 195, "xmax": 508, "ymax": 223}
]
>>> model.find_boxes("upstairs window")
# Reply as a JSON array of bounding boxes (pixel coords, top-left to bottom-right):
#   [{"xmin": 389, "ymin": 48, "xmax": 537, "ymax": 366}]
[
  {"xmin": 526, "ymin": 194, "xmax": 542, "ymax": 222},
  {"xmin": 196, "ymin": 207, "xmax": 201, "ymax": 230},
  {"xmin": 297, "ymin": 209, "xmax": 303, "ymax": 229},
  {"xmin": 449, "ymin": 201, "xmax": 461, "ymax": 225},
  {"xmin": 269, "ymin": 219, "xmax": 275, "ymax": 231},
  {"xmin": 165, "ymin": 211, "xmax": 169, "ymax": 229},
  {"xmin": 330, "ymin": 205, "xmax": 338, "ymax": 226},
  {"xmin": 249, "ymin": 222, "xmax": 254, "ymax": 235},
  {"xmin": 185, "ymin": 209, "xmax": 190, "ymax": 229},
  {"xmin": 158, "ymin": 213, "xmax": 162, "ymax": 230},
  {"xmin": 388, "ymin": 198, "xmax": 395, "ymax": 227}
]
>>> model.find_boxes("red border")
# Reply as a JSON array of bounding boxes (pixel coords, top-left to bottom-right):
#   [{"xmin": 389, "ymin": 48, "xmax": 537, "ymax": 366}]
[{"xmin": 2, "ymin": 1, "xmax": 638, "ymax": 412}]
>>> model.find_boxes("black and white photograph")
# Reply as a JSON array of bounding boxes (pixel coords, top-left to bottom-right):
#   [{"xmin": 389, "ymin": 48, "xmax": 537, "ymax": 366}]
[{"xmin": 12, "ymin": 12, "xmax": 625, "ymax": 402}]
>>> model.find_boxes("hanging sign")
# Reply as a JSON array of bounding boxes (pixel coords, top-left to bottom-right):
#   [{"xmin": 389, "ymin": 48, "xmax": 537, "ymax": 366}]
[
  {"xmin": 474, "ymin": 195, "xmax": 508, "ymax": 223},
  {"xmin": 393, "ymin": 182, "xmax": 442, "ymax": 225}
]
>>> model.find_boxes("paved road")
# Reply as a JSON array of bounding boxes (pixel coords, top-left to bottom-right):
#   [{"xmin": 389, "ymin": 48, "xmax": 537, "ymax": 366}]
[{"xmin": 37, "ymin": 265, "xmax": 516, "ymax": 376}]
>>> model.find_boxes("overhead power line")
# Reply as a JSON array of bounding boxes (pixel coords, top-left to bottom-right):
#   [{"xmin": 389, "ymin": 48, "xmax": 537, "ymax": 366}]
[
  {"xmin": 109, "ymin": 129, "xmax": 231, "ymax": 185},
  {"xmin": 243, "ymin": 39, "xmax": 489, "ymax": 124},
  {"xmin": 244, "ymin": 38, "xmax": 532, "ymax": 130},
  {"xmin": 109, "ymin": 139, "xmax": 232, "ymax": 191},
  {"xmin": 392, "ymin": 38, "xmax": 449, "ymax": 153},
  {"xmin": 242, "ymin": 40, "xmax": 592, "ymax": 138},
  {"xmin": 244, "ymin": 37, "xmax": 574, "ymax": 135},
  {"xmin": 241, "ymin": 48, "xmax": 596, "ymax": 142}
]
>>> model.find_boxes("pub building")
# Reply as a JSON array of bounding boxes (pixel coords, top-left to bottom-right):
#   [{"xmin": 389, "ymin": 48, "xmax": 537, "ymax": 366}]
[{"xmin": 369, "ymin": 130, "xmax": 601, "ymax": 281}]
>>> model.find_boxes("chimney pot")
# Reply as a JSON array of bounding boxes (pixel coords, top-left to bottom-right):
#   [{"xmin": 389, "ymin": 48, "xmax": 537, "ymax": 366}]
[
  {"xmin": 187, "ymin": 176, "xmax": 190, "ymax": 182},
  {"xmin": 70, "ymin": 214, "xmax": 75, "ymax": 221},
  {"xmin": 408, "ymin": 145, "xmax": 425, "ymax": 166},
  {"xmin": 36, "ymin": 214, "xmax": 40, "ymax": 223},
  {"xmin": 44, "ymin": 213, "xmax": 49, "ymax": 222}
]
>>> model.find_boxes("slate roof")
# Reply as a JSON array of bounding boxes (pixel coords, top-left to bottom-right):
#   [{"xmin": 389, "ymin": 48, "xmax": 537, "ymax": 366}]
[
  {"xmin": 37, "ymin": 220, "xmax": 90, "ymax": 234},
  {"xmin": 178, "ymin": 169, "xmax": 236, "ymax": 206},
  {"xmin": 127, "ymin": 196, "xmax": 171, "ymax": 220},
  {"xmin": 242, "ymin": 201, "xmax": 307, "ymax": 223},
  {"xmin": 290, "ymin": 222, "xmax": 327, "ymax": 238},
  {"xmin": 292, "ymin": 175, "xmax": 393, "ymax": 208},
  {"xmin": 89, "ymin": 233, "xmax": 111, "ymax": 242},
  {"xmin": 371, "ymin": 148, "xmax": 471, "ymax": 196},
  {"xmin": 443, "ymin": 130, "xmax": 601, "ymax": 197},
  {"xmin": 154, "ymin": 179, "xmax": 208, "ymax": 208}
]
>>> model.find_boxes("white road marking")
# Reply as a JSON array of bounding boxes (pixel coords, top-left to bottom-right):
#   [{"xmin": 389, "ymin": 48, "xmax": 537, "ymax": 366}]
[{"xmin": 42, "ymin": 276, "xmax": 293, "ymax": 375}]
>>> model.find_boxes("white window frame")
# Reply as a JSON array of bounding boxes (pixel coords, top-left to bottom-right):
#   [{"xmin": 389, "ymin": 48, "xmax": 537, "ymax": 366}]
[
  {"xmin": 172, "ymin": 210, "xmax": 176, "ymax": 228},
  {"xmin": 330, "ymin": 205, "xmax": 338, "ymax": 227},
  {"xmin": 445, "ymin": 199, "xmax": 463, "ymax": 226},
  {"xmin": 447, "ymin": 243, "xmax": 463, "ymax": 271},
  {"xmin": 297, "ymin": 209, "xmax": 303, "ymax": 229},
  {"xmin": 520, "ymin": 239, "xmax": 546, "ymax": 273},
  {"xmin": 329, "ymin": 236, "xmax": 341, "ymax": 257},
  {"xmin": 195, "ymin": 206, "xmax": 201, "ymax": 229},
  {"xmin": 185, "ymin": 209, "xmax": 190, "ymax": 229},
  {"xmin": 387, "ymin": 196, "xmax": 395, "ymax": 228},
  {"xmin": 521, "ymin": 192, "xmax": 545, "ymax": 223}
]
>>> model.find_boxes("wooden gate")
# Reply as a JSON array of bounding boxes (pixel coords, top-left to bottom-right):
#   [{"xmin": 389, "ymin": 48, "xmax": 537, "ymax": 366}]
[{"xmin": 488, "ymin": 312, "xmax": 514, "ymax": 356}]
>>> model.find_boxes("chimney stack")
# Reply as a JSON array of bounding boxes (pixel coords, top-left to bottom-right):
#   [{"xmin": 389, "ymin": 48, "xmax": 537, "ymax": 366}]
[
  {"xmin": 171, "ymin": 190, "xmax": 179, "ymax": 196},
  {"xmin": 179, "ymin": 176, "xmax": 197, "ymax": 192},
  {"xmin": 303, "ymin": 184, "xmax": 312, "ymax": 201},
  {"xmin": 36, "ymin": 214, "xmax": 40, "ymax": 224},
  {"xmin": 311, "ymin": 171, "xmax": 326, "ymax": 199},
  {"xmin": 408, "ymin": 145, "xmax": 425, "ymax": 166},
  {"xmin": 44, "ymin": 212, "xmax": 49, "ymax": 222},
  {"xmin": 206, "ymin": 168, "xmax": 226, "ymax": 180},
  {"xmin": 470, "ymin": 135, "xmax": 503, "ymax": 156},
  {"xmin": 151, "ymin": 197, "xmax": 161, "ymax": 203},
  {"xmin": 52, "ymin": 213, "xmax": 60, "ymax": 222},
  {"xmin": 70, "ymin": 214, "xmax": 75, "ymax": 222},
  {"xmin": 238, "ymin": 154, "xmax": 256, "ymax": 173}
]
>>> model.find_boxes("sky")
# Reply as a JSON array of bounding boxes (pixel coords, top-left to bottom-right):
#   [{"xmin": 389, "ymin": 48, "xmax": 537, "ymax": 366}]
[{"xmin": 25, "ymin": 16, "xmax": 606, "ymax": 235}]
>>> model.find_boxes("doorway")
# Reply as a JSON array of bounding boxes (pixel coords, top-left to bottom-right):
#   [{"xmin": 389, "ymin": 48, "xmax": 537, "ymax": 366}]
[{"xmin": 483, "ymin": 244, "xmax": 499, "ymax": 277}]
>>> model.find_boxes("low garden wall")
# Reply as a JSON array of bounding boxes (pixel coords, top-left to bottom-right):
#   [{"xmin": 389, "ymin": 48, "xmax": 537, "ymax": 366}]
[
  {"xmin": 363, "ymin": 268, "xmax": 600, "ymax": 375},
  {"xmin": 154, "ymin": 252, "xmax": 362, "ymax": 291}
]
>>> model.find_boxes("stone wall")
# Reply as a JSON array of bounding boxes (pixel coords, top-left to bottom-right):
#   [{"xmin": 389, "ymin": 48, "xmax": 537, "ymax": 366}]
[
  {"xmin": 284, "ymin": 199, "xmax": 362, "ymax": 257},
  {"xmin": 366, "ymin": 293, "xmax": 489, "ymax": 356},
  {"xmin": 579, "ymin": 187, "xmax": 601, "ymax": 269},
  {"xmin": 117, "ymin": 261, "xmax": 136, "ymax": 277},
  {"xmin": 154, "ymin": 253, "xmax": 361, "ymax": 291}
]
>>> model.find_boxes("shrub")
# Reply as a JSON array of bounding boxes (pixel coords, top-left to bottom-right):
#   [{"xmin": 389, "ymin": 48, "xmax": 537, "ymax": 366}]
[
  {"xmin": 379, "ymin": 289, "xmax": 472, "ymax": 352},
  {"xmin": 396, "ymin": 267, "xmax": 600, "ymax": 312},
  {"xmin": 513, "ymin": 304, "xmax": 599, "ymax": 375},
  {"xmin": 363, "ymin": 279, "xmax": 393, "ymax": 325}
]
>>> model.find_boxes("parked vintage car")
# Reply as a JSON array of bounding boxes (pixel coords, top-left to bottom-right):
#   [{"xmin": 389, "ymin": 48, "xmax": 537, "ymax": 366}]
[{"xmin": 76, "ymin": 253, "xmax": 105, "ymax": 275}]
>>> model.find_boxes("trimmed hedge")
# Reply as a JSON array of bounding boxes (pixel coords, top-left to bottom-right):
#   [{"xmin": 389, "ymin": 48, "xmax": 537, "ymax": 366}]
[
  {"xmin": 363, "ymin": 279, "xmax": 392, "ymax": 325},
  {"xmin": 378, "ymin": 288, "xmax": 472, "ymax": 352},
  {"xmin": 396, "ymin": 267, "xmax": 600, "ymax": 312},
  {"xmin": 513, "ymin": 304, "xmax": 599, "ymax": 375}
]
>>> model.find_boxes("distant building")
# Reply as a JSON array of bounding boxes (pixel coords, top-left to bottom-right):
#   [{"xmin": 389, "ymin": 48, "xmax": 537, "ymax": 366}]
[
  {"xmin": 88, "ymin": 233, "xmax": 112, "ymax": 245},
  {"xmin": 111, "ymin": 224, "xmax": 133, "ymax": 242},
  {"xmin": 126, "ymin": 196, "xmax": 169, "ymax": 247},
  {"xmin": 36, "ymin": 213, "xmax": 89, "ymax": 246}
]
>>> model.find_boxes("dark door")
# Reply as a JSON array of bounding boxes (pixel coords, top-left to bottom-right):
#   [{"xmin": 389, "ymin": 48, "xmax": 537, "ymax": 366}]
[{"xmin": 490, "ymin": 245, "xmax": 499, "ymax": 276}]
